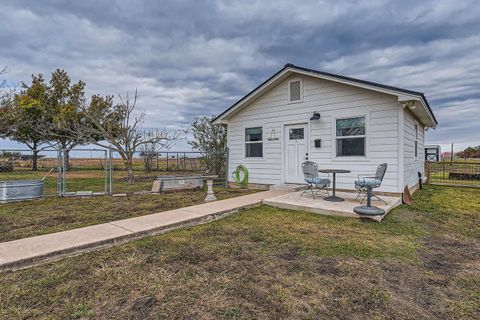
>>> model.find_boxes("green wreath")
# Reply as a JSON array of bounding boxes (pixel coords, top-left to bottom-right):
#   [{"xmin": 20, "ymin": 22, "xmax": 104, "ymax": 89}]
[{"xmin": 232, "ymin": 164, "xmax": 249, "ymax": 188}]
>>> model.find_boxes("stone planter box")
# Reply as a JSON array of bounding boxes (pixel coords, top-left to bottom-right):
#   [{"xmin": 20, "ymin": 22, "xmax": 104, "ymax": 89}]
[{"xmin": 152, "ymin": 175, "xmax": 204, "ymax": 192}]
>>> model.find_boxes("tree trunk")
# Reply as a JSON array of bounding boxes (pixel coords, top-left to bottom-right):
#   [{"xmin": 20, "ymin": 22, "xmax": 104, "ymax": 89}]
[
  {"xmin": 125, "ymin": 157, "xmax": 134, "ymax": 183},
  {"xmin": 62, "ymin": 142, "xmax": 70, "ymax": 170},
  {"xmin": 64, "ymin": 149, "xmax": 70, "ymax": 171},
  {"xmin": 32, "ymin": 142, "xmax": 38, "ymax": 171}
]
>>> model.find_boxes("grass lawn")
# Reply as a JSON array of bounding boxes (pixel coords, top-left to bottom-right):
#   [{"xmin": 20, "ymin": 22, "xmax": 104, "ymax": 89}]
[
  {"xmin": 0, "ymin": 185, "xmax": 479, "ymax": 319},
  {"xmin": 0, "ymin": 187, "xmax": 258, "ymax": 242},
  {"xmin": 0, "ymin": 169, "xmax": 224, "ymax": 195}
]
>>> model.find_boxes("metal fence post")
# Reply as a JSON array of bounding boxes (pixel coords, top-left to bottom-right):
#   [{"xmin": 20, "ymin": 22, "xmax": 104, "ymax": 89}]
[
  {"xmin": 166, "ymin": 152, "xmax": 169, "ymax": 171},
  {"xmin": 103, "ymin": 150, "xmax": 108, "ymax": 195},
  {"xmin": 109, "ymin": 148, "xmax": 113, "ymax": 195},
  {"xmin": 425, "ymin": 161, "xmax": 431, "ymax": 185},
  {"xmin": 225, "ymin": 147, "xmax": 229, "ymax": 188},
  {"xmin": 57, "ymin": 149, "xmax": 63, "ymax": 197},
  {"xmin": 62, "ymin": 148, "xmax": 67, "ymax": 195}
]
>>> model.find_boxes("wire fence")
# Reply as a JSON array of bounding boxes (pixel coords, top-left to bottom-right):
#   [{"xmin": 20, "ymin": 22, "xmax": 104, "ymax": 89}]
[
  {"xmin": 109, "ymin": 150, "xmax": 227, "ymax": 194},
  {"xmin": 61, "ymin": 149, "xmax": 109, "ymax": 196},
  {"xmin": 426, "ymin": 161, "xmax": 480, "ymax": 187},
  {"xmin": 0, "ymin": 148, "xmax": 228, "ymax": 198},
  {"xmin": 0, "ymin": 149, "xmax": 60, "ymax": 196}
]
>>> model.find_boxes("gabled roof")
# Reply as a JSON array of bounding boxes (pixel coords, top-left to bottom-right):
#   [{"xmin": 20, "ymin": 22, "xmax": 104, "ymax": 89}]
[{"xmin": 212, "ymin": 63, "xmax": 438, "ymax": 127}]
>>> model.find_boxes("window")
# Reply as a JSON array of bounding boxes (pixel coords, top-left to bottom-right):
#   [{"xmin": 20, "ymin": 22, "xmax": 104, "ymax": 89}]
[
  {"xmin": 245, "ymin": 127, "xmax": 263, "ymax": 157},
  {"xmin": 289, "ymin": 80, "xmax": 302, "ymax": 102},
  {"xmin": 289, "ymin": 128, "xmax": 304, "ymax": 140},
  {"xmin": 414, "ymin": 123, "xmax": 418, "ymax": 158},
  {"xmin": 335, "ymin": 116, "xmax": 366, "ymax": 157}
]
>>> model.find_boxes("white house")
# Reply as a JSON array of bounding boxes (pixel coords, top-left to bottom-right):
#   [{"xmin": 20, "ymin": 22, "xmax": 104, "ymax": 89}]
[{"xmin": 213, "ymin": 64, "xmax": 438, "ymax": 195}]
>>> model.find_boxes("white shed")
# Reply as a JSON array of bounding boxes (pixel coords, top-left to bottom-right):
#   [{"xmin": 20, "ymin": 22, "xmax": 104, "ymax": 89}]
[{"xmin": 213, "ymin": 64, "xmax": 438, "ymax": 195}]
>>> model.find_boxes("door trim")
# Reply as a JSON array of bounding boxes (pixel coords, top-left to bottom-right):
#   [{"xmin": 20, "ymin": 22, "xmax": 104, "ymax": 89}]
[{"xmin": 283, "ymin": 122, "xmax": 309, "ymax": 183}]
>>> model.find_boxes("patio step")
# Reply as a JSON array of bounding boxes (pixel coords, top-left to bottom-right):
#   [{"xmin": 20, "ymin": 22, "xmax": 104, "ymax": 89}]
[{"xmin": 270, "ymin": 184, "xmax": 307, "ymax": 192}]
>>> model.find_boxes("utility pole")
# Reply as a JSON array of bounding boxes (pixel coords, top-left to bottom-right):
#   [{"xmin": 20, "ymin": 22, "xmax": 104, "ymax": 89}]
[{"xmin": 450, "ymin": 142, "xmax": 454, "ymax": 164}]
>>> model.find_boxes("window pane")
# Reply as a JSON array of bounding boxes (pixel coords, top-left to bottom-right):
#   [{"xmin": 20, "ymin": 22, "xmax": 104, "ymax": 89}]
[
  {"xmin": 246, "ymin": 143, "xmax": 263, "ymax": 157},
  {"xmin": 289, "ymin": 81, "xmax": 301, "ymax": 101},
  {"xmin": 336, "ymin": 137, "xmax": 365, "ymax": 156},
  {"xmin": 289, "ymin": 128, "xmax": 304, "ymax": 140},
  {"xmin": 336, "ymin": 117, "xmax": 365, "ymax": 136},
  {"xmin": 245, "ymin": 127, "xmax": 262, "ymax": 142}
]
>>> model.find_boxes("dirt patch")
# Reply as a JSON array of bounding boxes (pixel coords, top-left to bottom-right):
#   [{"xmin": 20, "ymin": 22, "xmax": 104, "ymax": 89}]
[
  {"xmin": 420, "ymin": 236, "xmax": 480, "ymax": 276},
  {"xmin": 130, "ymin": 295, "xmax": 157, "ymax": 319},
  {"xmin": 274, "ymin": 243, "xmax": 303, "ymax": 261}
]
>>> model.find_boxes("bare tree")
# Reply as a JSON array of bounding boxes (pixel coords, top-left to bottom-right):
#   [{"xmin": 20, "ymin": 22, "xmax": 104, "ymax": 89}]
[
  {"xmin": 79, "ymin": 90, "xmax": 178, "ymax": 182},
  {"xmin": 0, "ymin": 67, "xmax": 10, "ymax": 101},
  {"xmin": 140, "ymin": 129, "xmax": 176, "ymax": 172}
]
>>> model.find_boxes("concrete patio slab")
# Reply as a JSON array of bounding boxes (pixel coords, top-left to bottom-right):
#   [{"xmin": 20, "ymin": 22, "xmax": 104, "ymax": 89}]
[
  {"xmin": 263, "ymin": 191, "xmax": 402, "ymax": 222},
  {"xmin": 0, "ymin": 190, "xmax": 285, "ymax": 272}
]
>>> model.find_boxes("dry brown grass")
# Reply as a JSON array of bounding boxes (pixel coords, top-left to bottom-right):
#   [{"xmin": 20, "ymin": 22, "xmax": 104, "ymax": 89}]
[
  {"xmin": 0, "ymin": 187, "xmax": 258, "ymax": 242},
  {"xmin": 0, "ymin": 185, "xmax": 479, "ymax": 319}
]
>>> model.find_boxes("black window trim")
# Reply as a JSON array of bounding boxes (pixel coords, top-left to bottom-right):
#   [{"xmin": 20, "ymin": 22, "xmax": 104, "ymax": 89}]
[
  {"xmin": 245, "ymin": 126, "xmax": 263, "ymax": 158},
  {"xmin": 335, "ymin": 115, "xmax": 367, "ymax": 158}
]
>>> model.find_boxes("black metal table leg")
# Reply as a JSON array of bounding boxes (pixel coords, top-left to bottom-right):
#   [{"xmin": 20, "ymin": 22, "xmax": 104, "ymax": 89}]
[{"xmin": 324, "ymin": 172, "xmax": 345, "ymax": 202}]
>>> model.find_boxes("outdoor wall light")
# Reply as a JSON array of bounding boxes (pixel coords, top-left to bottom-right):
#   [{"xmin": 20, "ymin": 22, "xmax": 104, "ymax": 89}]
[{"xmin": 310, "ymin": 111, "xmax": 321, "ymax": 121}]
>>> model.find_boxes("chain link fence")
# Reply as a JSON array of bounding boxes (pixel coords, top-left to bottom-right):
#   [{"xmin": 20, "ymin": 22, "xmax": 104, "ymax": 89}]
[
  {"xmin": 61, "ymin": 149, "xmax": 109, "ymax": 196},
  {"xmin": 0, "ymin": 149, "xmax": 60, "ymax": 197},
  {"xmin": 0, "ymin": 148, "xmax": 228, "ymax": 198},
  {"xmin": 110, "ymin": 150, "xmax": 228, "ymax": 194}
]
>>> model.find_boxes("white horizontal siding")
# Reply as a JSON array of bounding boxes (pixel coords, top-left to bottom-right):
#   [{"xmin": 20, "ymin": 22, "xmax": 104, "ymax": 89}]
[
  {"xmin": 227, "ymin": 74, "xmax": 403, "ymax": 192},
  {"xmin": 403, "ymin": 109, "xmax": 425, "ymax": 188}
]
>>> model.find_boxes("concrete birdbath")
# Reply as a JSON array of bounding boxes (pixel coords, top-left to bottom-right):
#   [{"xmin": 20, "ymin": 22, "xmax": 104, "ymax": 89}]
[{"xmin": 203, "ymin": 175, "xmax": 218, "ymax": 202}]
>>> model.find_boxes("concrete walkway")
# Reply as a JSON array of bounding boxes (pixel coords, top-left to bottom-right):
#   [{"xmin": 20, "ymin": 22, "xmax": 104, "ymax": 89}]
[{"xmin": 0, "ymin": 190, "xmax": 285, "ymax": 272}]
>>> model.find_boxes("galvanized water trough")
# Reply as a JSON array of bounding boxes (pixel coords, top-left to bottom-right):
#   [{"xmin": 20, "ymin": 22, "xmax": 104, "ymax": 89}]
[{"xmin": 0, "ymin": 179, "xmax": 44, "ymax": 203}]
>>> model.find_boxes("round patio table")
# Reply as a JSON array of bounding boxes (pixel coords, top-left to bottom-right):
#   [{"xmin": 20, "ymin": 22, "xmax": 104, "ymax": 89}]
[{"xmin": 318, "ymin": 169, "xmax": 351, "ymax": 202}]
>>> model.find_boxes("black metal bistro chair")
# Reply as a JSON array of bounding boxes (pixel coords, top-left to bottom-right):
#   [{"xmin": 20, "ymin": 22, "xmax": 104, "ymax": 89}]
[
  {"xmin": 354, "ymin": 163, "xmax": 388, "ymax": 204},
  {"xmin": 301, "ymin": 161, "xmax": 331, "ymax": 199}
]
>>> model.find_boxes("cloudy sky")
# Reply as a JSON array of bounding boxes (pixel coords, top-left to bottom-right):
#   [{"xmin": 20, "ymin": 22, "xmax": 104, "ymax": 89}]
[{"xmin": 1, "ymin": 0, "xmax": 479, "ymax": 151}]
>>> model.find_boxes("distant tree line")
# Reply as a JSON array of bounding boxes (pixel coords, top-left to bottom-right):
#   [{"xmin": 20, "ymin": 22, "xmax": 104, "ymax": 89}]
[{"xmin": 456, "ymin": 145, "xmax": 480, "ymax": 159}]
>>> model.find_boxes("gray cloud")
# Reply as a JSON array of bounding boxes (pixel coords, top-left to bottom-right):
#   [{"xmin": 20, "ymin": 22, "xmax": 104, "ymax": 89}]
[{"xmin": 0, "ymin": 0, "xmax": 479, "ymax": 150}]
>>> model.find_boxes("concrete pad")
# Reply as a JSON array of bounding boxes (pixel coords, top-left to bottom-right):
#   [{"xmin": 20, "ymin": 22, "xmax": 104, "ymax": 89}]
[{"xmin": 263, "ymin": 191, "xmax": 401, "ymax": 222}]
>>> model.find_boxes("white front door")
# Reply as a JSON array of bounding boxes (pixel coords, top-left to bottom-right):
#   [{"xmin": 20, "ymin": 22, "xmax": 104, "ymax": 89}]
[{"xmin": 284, "ymin": 123, "xmax": 308, "ymax": 183}]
